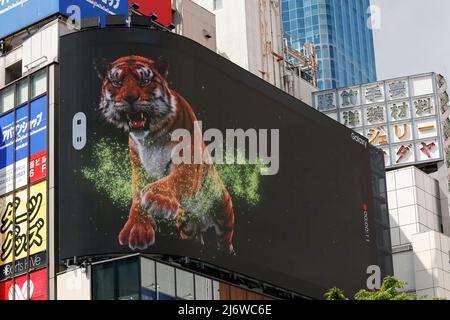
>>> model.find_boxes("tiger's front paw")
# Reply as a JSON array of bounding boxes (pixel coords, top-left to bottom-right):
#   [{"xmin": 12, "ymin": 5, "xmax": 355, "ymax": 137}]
[
  {"xmin": 119, "ymin": 202, "xmax": 156, "ymax": 250},
  {"xmin": 141, "ymin": 189, "xmax": 180, "ymax": 220}
]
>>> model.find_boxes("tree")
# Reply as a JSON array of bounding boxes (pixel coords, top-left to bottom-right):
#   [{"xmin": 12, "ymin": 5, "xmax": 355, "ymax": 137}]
[
  {"xmin": 324, "ymin": 276, "xmax": 435, "ymax": 300},
  {"xmin": 324, "ymin": 287, "xmax": 348, "ymax": 300}
]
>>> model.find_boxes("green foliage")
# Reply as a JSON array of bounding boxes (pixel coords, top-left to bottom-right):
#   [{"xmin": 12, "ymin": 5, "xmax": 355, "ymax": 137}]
[
  {"xmin": 324, "ymin": 276, "xmax": 445, "ymax": 300},
  {"xmin": 323, "ymin": 287, "xmax": 348, "ymax": 300},
  {"xmin": 353, "ymin": 276, "xmax": 415, "ymax": 300}
]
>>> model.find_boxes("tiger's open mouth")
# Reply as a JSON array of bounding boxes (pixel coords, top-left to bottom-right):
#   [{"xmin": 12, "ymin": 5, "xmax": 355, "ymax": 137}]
[{"xmin": 126, "ymin": 112, "xmax": 148, "ymax": 130}]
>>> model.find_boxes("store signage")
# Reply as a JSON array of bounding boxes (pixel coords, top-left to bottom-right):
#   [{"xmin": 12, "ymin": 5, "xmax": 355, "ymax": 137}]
[
  {"xmin": 0, "ymin": 180, "xmax": 47, "ymax": 266},
  {"xmin": 313, "ymin": 74, "xmax": 442, "ymax": 168},
  {"xmin": 0, "ymin": 95, "xmax": 47, "ymax": 196},
  {"xmin": 0, "ymin": 0, "xmax": 128, "ymax": 39},
  {"xmin": 129, "ymin": 0, "xmax": 173, "ymax": 26},
  {"xmin": 0, "ymin": 251, "xmax": 47, "ymax": 281},
  {"xmin": 0, "ymin": 268, "xmax": 47, "ymax": 300}
]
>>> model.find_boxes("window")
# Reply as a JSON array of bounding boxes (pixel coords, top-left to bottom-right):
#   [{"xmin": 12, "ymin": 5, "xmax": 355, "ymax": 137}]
[
  {"xmin": 117, "ymin": 259, "xmax": 139, "ymax": 300},
  {"xmin": 0, "ymin": 86, "xmax": 14, "ymax": 113},
  {"xmin": 213, "ymin": 0, "xmax": 223, "ymax": 10},
  {"xmin": 195, "ymin": 275, "xmax": 214, "ymax": 300},
  {"xmin": 156, "ymin": 263, "xmax": 176, "ymax": 300},
  {"xmin": 17, "ymin": 79, "xmax": 28, "ymax": 106},
  {"xmin": 5, "ymin": 61, "xmax": 22, "ymax": 85},
  {"xmin": 31, "ymin": 70, "xmax": 47, "ymax": 98},
  {"xmin": 176, "ymin": 269, "xmax": 194, "ymax": 300},
  {"xmin": 92, "ymin": 263, "xmax": 115, "ymax": 300},
  {"xmin": 141, "ymin": 258, "xmax": 157, "ymax": 300}
]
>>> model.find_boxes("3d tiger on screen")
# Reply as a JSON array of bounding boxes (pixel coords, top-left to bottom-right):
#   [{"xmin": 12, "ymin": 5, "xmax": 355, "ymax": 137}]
[{"xmin": 94, "ymin": 55, "xmax": 235, "ymax": 254}]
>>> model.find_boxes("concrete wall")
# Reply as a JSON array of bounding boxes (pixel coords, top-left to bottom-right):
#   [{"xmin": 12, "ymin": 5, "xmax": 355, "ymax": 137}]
[
  {"xmin": 173, "ymin": 0, "xmax": 217, "ymax": 52},
  {"xmin": 387, "ymin": 167, "xmax": 442, "ymax": 247},
  {"xmin": 412, "ymin": 231, "xmax": 450, "ymax": 299},
  {"xmin": 387, "ymin": 167, "xmax": 450, "ymax": 299},
  {"xmin": 56, "ymin": 267, "xmax": 91, "ymax": 300}
]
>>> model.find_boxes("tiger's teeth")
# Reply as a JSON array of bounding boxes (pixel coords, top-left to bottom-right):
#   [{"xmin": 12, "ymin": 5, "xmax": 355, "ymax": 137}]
[{"xmin": 140, "ymin": 113, "xmax": 144, "ymax": 119}]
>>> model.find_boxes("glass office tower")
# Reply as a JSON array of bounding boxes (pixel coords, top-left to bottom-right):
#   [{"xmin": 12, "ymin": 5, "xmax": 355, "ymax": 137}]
[{"xmin": 282, "ymin": 0, "xmax": 377, "ymax": 89}]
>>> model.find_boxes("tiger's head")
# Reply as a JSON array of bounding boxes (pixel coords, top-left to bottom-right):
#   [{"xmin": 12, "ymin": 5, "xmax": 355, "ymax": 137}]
[{"xmin": 94, "ymin": 55, "xmax": 177, "ymax": 137}]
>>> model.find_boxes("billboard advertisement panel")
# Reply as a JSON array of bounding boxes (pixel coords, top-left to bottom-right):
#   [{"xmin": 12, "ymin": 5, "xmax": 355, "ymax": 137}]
[
  {"xmin": 0, "ymin": 0, "xmax": 59, "ymax": 39},
  {"xmin": 0, "ymin": 95, "xmax": 47, "ymax": 196},
  {"xmin": 0, "ymin": 180, "xmax": 47, "ymax": 267},
  {"xmin": 312, "ymin": 74, "xmax": 443, "ymax": 169},
  {"xmin": 0, "ymin": 0, "xmax": 129, "ymax": 40},
  {"xmin": 60, "ymin": 0, "xmax": 129, "ymax": 26},
  {"xmin": 0, "ymin": 268, "xmax": 47, "ymax": 300},
  {"xmin": 59, "ymin": 28, "xmax": 392, "ymax": 298},
  {"xmin": 129, "ymin": 0, "xmax": 173, "ymax": 26}
]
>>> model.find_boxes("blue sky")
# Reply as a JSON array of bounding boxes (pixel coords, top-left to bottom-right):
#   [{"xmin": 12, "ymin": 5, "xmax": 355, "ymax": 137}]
[{"xmin": 371, "ymin": 0, "xmax": 450, "ymax": 82}]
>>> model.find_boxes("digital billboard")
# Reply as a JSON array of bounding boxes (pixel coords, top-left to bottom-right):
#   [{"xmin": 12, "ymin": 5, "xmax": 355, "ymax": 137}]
[{"xmin": 59, "ymin": 28, "xmax": 392, "ymax": 299}]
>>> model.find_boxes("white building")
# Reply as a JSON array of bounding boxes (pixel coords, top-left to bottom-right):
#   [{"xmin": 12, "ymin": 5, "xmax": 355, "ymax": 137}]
[
  {"xmin": 387, "ymin": 167, "xmax": 450, "ymax": 299},
  {"xmin": 187, "ymin": 0, "xmax": 317, "ymax": 104}
]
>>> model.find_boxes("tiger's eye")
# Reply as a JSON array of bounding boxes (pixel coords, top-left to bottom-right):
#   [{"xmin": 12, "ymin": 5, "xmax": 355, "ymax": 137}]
[
  {"xmin": 140, "ymin": 79, "xmax": 151, "ymax": 87},
  {"xmin": 112, "ymin": 79, "xmax": 122, "ymax": 87}
]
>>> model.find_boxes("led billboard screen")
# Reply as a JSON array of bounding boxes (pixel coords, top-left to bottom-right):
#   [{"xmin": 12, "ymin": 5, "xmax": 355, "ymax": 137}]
[{"xmin": 59, "ymin": 28, "xmax": 392, "ymax": 299}]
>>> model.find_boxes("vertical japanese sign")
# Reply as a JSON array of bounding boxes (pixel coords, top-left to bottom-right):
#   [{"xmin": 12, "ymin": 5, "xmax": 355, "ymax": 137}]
[
  {"xmin": 0, "ymin": 96, "xmax": 47, "ymax": 196},
  {"xmin": 0, "ymin": 268, "xmax": 47, "ymax": 300},
  {"xmin": 0, "ymin": 180, "xmax": 47, "ymax": 267}
]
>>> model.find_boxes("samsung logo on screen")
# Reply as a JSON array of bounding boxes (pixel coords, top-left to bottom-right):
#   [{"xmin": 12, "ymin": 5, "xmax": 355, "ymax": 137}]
[{"xmin": 351, "ymin": 132, "xmax": 367, "ymax": 148}]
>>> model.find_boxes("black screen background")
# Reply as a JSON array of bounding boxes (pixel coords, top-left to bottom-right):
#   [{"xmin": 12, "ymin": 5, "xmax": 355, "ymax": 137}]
[{"xmin": 59, "ymin": 28, "xmax": 387, "ymax": 299}]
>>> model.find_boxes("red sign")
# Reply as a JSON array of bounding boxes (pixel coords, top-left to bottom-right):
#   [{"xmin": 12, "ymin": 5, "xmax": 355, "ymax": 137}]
[
  {"xmin": 0, "ymin": 269, "xmax": 47, "ymax": 300},
  {"xmin": 30, "ymin": 150, "xmax": 47, "ymax": 183},
  {"xmin": 130, "ymin": 0, "xmax": 173, "ymax": 26}
]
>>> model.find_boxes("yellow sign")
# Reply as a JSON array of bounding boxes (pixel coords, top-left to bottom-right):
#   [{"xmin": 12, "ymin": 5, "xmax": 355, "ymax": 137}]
[{"xmin": 0, "ymin": 181, "xmax": 47, "ymax": 266}]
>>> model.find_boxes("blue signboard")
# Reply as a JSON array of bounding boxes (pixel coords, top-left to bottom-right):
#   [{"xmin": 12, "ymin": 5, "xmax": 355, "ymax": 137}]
[
  {"xmin": 60, "ymin": 0, "xmax": 129, "ymax": 26},
  {"xmin": 0, "ymin": 0, "xmax": 59, "ymax": 40},
  {"xmin": 0, "ymin": 112, "xmax": 14, "ymax": 170},
  {"xmin": 0, "ymin": 0, "xmax": 128, "ymax": 40},
  {"xmin": 30, "ymin": 95, "xmax": 47, "ymax": 156},
  {"xmin": 0, "ymin": 95, "xmax": 47, "ymax": 194}
]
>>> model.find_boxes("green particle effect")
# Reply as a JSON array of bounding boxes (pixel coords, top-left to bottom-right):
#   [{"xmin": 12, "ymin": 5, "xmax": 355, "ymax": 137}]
[
  {"xmin": 81, "ymin": 138, "xmax": 266, "ymax": 214},
  {"xmin": 216, "ymin": 151, "xmax": 267, "ymax": 206},
  {"xmin": 82, "ymin": 138, "xmax": 134, "ymax": 210}
]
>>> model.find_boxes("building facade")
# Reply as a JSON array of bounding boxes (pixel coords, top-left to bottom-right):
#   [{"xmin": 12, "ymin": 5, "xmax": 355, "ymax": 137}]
[
  {"xmin": 313, "ymin": 75, "xmax": 450, "ymax": 299},
  {"xmin": 191, "ymin": 0, "xmax": 318, "ymax": 105},
  {"xmin": 387, "ymin": 167, "xmax": 450, "ymax": 299},
  {"xmin": 281, "ymin": 0, "xmax": 377, "ymax": 89}
]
